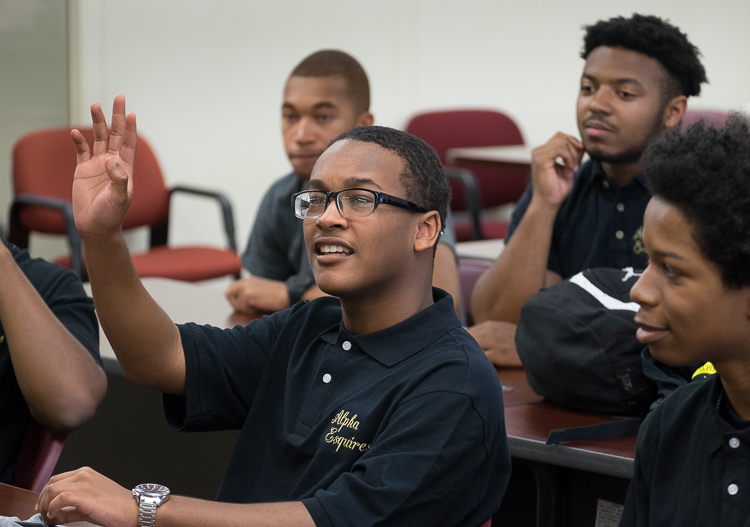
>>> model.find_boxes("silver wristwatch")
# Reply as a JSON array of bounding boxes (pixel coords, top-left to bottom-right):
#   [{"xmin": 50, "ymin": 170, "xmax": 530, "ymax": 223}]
[{"xmin": 132, "ymin": 483, "xmax": 170, "ymax": 527}]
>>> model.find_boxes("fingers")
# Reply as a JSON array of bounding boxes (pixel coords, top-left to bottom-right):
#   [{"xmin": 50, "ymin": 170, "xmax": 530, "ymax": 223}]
[
  {"xmin": 108, "ymin": 94, "xmax": 127, "ymax": 155},
  {"xmin": 88, "ymin": 95, "xmax": 137, "ymax": 164},
  {"xmin": 90, "ymin": 102, "xmax": 109, "ymax": 157},
  {"xmin": 71, "ymin": 129, "xmax": 92, "ymax": 164}
]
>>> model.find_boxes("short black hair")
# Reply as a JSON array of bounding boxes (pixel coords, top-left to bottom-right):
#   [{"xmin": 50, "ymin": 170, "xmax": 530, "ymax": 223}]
[
  {"xmin": 289, "ymin": 49, "xmax": 370, "ymax": 116},
  {"xmin": 581, "ymin": 14, "xmax": 707, "ymax": 100},
  {"xmin": 329, "ymin": 126, "xmax": 450, "ymax": 241},
  {"xmin": 641, "ymin": 115, "xmax": 750, "ymax": 288}
]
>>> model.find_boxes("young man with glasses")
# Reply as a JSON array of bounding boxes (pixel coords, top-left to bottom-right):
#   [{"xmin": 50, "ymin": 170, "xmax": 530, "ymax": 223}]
[
  {"xmin": 36, "ymin": 95, "xmax": 510, "ymax": 527},
  {"xmin": 225, "ymin": 50, "xmax": 461, "ymax": 316}
]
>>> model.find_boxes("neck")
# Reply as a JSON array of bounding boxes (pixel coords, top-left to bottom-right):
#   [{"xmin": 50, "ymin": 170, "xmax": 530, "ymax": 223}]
[
  {"xmin": 716, "ymin": 360, "xmax": 750, "ymax": 420},
  {"xmin": 601, "ymin": 160, "xmax": 642, "ymax": 187},
  {"xmin": 340, "ymin": 286, "xmax": 434, "ymax": 335}
]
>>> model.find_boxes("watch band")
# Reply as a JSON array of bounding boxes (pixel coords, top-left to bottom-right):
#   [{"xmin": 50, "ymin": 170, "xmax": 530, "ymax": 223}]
[
  {"xmin": 137, "ymin": 498, "xmax": 159, "ymax": 527},
  {"xmin": 133, "ymin": 483, "xmax": 170, "ymax": 527}
]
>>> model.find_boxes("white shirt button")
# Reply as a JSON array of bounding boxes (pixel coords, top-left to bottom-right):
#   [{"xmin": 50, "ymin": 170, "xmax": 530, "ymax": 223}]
[
  {"xmin": 342, "ymin": 341, "xmax": 352, "ymax": 351},
  {"xmin": 615, "ymin": 230, "xmax": 624, "ymax": 240},
  {"xmin": 602, "ymin": 180, "xmax": 610, "ymax": 189},
  {"xmin": 728, "ymin": 483, "xmax": 739, "ymax": 495},
  {"xmin": 616, "ymin": 203, "xmax": 625, "ymax": 212},
  {"xmin": 729, "ymin": 437, "xmax": 741, "ymax": 449},
  {"xmin": 323, "ymin": 373, "xmax": 332, "ymax": 383}
]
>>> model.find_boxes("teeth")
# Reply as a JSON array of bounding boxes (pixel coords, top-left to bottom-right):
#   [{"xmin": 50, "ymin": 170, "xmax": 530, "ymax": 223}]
[{"xmin": 320, "ymin": 245, "xmax": 348, "ymax": 254}]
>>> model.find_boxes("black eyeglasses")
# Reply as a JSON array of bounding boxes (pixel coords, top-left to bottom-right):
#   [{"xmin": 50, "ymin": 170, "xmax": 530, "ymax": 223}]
[{"xmin": 292, "ymin": 188, "xmax": 429, "ymax": 219}]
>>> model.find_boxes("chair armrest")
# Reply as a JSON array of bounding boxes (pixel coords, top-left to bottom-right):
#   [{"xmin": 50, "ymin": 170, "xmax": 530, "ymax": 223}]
[
  {"xmin": 444, "ymin": 167, "xmax": 483, "ymax": 241},
  {"xmin": 168, "ymin": 186, "xmax": 238, "ymax": 252},
  {"xmin": 9, "ymin": 194, "xmax": 83, "ymax": 278}
]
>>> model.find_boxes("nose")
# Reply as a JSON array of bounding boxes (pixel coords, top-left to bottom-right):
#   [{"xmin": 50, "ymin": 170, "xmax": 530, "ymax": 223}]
[
  {"xmin": 630, "ymin": 265, "xmax": 657, "ymax": 308},
  {"xmin": 294, "ymin": 117, "xmax": 315, "ymax": 143},
  {"xmin": 315, "ymin": 195, "xmax": 347, "ymax": 230},
  {"xmin": 588, "ymin": 86, "xmax": 614, "ymax": 114}
]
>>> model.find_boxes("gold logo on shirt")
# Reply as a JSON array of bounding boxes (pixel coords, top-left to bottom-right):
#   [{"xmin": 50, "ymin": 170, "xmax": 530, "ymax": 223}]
[
  {"xmin": 325, "ymin": 409, "xmax": 371, "ymax": 453},
  {"xmin": 633, "ymin": 226, "xmax": 645, "ymax": 254}
]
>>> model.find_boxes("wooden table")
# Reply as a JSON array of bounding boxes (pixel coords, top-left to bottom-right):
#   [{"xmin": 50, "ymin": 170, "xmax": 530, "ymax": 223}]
[
  {"xmin": 446, "ymin": 145, "xmax": 533, "ymax": 168},
  {"xmin": 455, "ymin": 239, "xmax": 505, "ymax": 260},
  {"xmin": 0, "ymin": 483, "xmax": 94, "ymax": 526}
]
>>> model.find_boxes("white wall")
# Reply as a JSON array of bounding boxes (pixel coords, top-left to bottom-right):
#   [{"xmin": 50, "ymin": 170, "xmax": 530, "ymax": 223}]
[{"xmin": 68, "ymin": 0, "xmax": 750, "ymax": 252}]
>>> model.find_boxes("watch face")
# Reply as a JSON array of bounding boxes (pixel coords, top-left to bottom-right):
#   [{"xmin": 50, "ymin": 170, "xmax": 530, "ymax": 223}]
[{"xmin": 135, "ymin": 483, "xmax": 170, "ymax": 497}]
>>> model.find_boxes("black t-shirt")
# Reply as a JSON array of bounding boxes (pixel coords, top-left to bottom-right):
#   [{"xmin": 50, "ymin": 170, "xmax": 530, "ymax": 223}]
[
  {"xmin": 165, "ymin": 290, "xmax": 510, "ymax": 527},
  {"xmin": 0, "ymin": 242, "xmax": 100, "ymax": 483}
]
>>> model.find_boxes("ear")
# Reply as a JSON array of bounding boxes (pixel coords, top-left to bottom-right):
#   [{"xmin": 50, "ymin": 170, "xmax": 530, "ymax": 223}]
[
  {"xmin": 355, "ymin": 111, "xmax": 374, "ymax": 127},
  {"xmin": 663, "ymin": 95, "xmax": 688, "ymax": 130},
  {"xmin": 414, "ymin": 211, "xmax": 441, "ymax": 253}
]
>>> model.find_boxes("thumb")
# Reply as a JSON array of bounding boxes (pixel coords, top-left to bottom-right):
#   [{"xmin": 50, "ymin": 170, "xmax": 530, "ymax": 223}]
[{"xmin": 105, "ymin": 158, "xmax": 132, "ymax": 205}]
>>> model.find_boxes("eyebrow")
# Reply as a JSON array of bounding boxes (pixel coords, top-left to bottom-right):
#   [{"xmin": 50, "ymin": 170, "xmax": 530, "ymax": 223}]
[
  {"xmin": 308, "ymin": 177, "xmax": 384, "ymax": 191},
  {"xmin": 649, "ymin": 248, "xmax": 687, "ymax": 261},
  {"xmin": 581, "ymin": 73, "xmax": 645, "ymax": 89},
  {"xmin": 282, "ymin": 101, "xmax": 339, "ymax": 111}
]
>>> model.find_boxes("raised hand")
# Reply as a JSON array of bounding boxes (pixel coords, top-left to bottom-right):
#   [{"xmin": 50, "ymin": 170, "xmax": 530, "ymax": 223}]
[{"xmin": 70, "ymin": 94, "xmax": 137, "ymax": 238}]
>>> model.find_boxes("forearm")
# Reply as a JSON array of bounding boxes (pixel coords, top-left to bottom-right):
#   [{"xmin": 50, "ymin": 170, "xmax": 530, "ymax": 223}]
[
  {"xmin": 0, "ymin": 251, "xmax": 106, "ymax": 430},
  {"xmin": 471, "ymin": 199, "xmax": 560, "ymax": 324},
  {"xmin": 433, "ymin": 242, "xmax": 461, "ymax": 316},
  {"xmin": 82, "ymin": 232, "xmax": 185, "ymax": 394},
  {"xmin": 157, "ymin": 496, "xmax": 315, "ymax": 527}
]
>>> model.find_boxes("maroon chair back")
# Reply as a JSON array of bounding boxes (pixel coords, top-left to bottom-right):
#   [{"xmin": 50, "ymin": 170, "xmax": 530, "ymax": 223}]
[
  {"xmin": 13, "ymin": 419, "xmax": 66, "ymax": 493},
  {"xmin": 406, "ymin": 109, "xmax": 527, "ymax": 207},
  {"xmin": 682, "ymin": 109, "xmax": 729, "ymax": 130},
  {"xmin": 13, "ymin": 127, "xmax": 170, "ymax": 235},
  {"xmin": 459, "ymin": 257, "xmax": 493, "ymax": 326}
]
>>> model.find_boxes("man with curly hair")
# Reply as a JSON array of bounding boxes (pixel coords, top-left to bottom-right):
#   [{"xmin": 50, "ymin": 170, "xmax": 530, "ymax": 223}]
[
  {"xmin": 470, "ymin": 14, "xmax": 708, "ymax": 367},
  {"xmin": 621, "ymin": 114, "xmax": 750, "ymax": 525}
]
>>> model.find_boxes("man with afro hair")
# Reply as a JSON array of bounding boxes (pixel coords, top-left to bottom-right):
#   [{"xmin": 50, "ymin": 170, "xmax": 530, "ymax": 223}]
[
  {"xmin": 622, "ymin": 114, "xmax": 750, "ymax": 525},
  {"xmin": 470, "ymin": 14, "xmax": 708, "ymax": 367}
]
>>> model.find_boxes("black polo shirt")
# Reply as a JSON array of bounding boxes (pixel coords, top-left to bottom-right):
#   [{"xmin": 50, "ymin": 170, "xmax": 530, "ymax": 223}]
[
  {"xmin": 507, "ymin": 159, "xmax": 650, "ymax": 279},
  {"xmin": 621, "ymin": 375, "xmax": 750, "ymax": 526},
  {"xmin": 0, "ymin": 242, "xmax": 100, "ymax": 483},
  {"xmin": 165, "ymin": 290, "xmax": 510, "ymax": 527}
]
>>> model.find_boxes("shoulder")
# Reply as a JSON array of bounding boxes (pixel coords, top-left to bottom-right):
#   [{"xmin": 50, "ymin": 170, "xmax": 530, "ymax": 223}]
[
  {"xmin": 8, "ymin": 242, "xmax": 87, "ymax": 301},
  {"xmin": 265, "ymin": 172, "xmax": 305, "ymax": 198}
]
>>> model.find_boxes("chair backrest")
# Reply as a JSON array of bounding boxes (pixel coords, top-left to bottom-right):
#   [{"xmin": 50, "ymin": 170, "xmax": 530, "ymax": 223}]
[
  {"xmin": 12, "ymin": 127, "xmax": 171, "ymax": 236},
  {"xmin": 405, "ymin": 109, "xmax": 527, "ymax": 210},
  {"xmin": 682, "ymin": 109, "xmax": 729, "ymax": 130},
  {"xmin": 459, "ymin": 257, "xmax": 493, "ymax": 326},
  {"xmin": 13, "ymin": 418, "xmax": 66, "ymax": 493}
]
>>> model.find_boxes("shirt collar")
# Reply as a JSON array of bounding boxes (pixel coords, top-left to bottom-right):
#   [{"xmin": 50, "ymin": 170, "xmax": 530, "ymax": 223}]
[
  {"xmin": 706, "ymin": 376, "xmax": 750, "ymax": 454},
  {"xmin": 587, "ymin": 159, "xmax": 647, "ymax": 190},
  {"xmin": 320, "ymin": 289, "xmax": 461, "ymax": 367}
]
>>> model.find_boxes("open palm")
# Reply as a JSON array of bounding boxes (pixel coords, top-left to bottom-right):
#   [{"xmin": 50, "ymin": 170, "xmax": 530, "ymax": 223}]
[{"xmin": 71, "ymin": 94, "xmax": 137, "ymax": 237}]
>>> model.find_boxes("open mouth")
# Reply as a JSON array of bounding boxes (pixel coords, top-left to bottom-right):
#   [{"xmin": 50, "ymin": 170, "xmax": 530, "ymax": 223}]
[{"xmin": 317, "ymin": 244, "xmax": 353, "ymax": 256}]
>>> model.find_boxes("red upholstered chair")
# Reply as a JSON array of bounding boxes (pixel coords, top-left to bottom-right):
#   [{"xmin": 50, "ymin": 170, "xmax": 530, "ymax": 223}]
[
  {"xmin": 13, "ymin": 418, "xmax": 66, "ymax": 493},
  {"xmin": 479, "ymin": 519, "xmax": 492, "ymax": 527},
  {"xmin": 682, "ymin": 108, "xmax": 729, "ymax": 130},
  {"xmin": 10, "ymin": 127, "xmax": 241, "ymax": 281},
  {"xmin": 406, "ymin": 109, "xmax": 528, "ymax": 241},
  {"xmin": 459, "ymin": 257, "xmax": 493, "ymax": 326}
]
